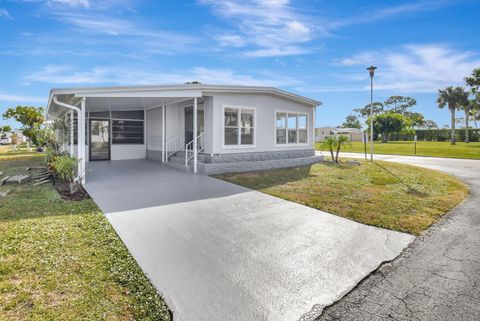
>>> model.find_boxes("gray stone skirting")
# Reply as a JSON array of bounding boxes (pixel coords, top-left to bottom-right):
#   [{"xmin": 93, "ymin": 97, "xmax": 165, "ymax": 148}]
[
  {"xmin": 198, "ymin": 155, "xmax": 324, "ymax": 175},
  {"xmin": 203, "ymin": 149, "xmax": 315, "ymax": 163},
  {"xmin": 150, "ymin": 148, "xmax": 324, "ymax": 175}
]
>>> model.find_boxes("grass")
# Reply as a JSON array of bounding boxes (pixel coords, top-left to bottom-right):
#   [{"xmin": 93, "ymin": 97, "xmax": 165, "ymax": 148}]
[
  {"xmin": 316, "ymin": 141, "xmax": 480, "ymax": 159},
  {"xmin": 0, "ymin": 152, "xmax": 170, "ymax": 321},
  {"xmin": 216, "ymin": 160, "xmax": 469, "ymax": 235}
]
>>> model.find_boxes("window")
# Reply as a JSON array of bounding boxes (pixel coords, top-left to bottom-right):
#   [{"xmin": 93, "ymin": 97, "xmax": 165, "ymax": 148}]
[
  {"xmin": 275, "ymin": 111, "xmax": 308, "ymax": 145},
  {"xmin": 224, "ymin": 106, "xmax": 255, "ymax": 146},
  {"xmin": 276, "ymin": 113, "xmax": 286, "ymax": 144},
  {"xmin": 111, "ymin": 110, "xmax": 144, "ymax": 144}
]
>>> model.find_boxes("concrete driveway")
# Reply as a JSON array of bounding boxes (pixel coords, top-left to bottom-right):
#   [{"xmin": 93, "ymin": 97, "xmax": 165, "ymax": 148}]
[
  {"xmin": 85, "ymin": 159, "xmax": 414, "ymax": 321},
  {"xmin": 316, "ymin": 152, "xmax": 480, "ymax": 321}
]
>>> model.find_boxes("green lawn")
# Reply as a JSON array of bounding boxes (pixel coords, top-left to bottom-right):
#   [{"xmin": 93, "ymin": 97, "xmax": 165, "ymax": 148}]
[
  {"xmin": 316, "ymin": 141, "xmax": 480, "ymax": 159},
  {"xmin": 0, "ymin": 153, "xmax": 170, "ymax": 321},
  {"xmin": 217, "ymin": 161, "xmax": 469, "ymax": 235}
]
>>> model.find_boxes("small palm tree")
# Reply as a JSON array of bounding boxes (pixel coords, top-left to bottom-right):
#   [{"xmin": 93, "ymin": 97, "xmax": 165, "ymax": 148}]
[
  {"xmin": 437, "ymin": 86, "xmax": 469, "ymax": 145},
  {"xmin": 320, "ymin": 135, "xmax": 350, "ymax": 163}
]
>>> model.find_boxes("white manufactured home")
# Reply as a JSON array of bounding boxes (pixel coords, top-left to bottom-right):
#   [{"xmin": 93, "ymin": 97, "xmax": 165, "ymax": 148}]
[{"xmin": 46, "ymin": 84, "xmax": 323, "ymax": 184}]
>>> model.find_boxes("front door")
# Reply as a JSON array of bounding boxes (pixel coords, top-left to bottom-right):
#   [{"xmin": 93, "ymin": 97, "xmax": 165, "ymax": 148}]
[
  {"xmin": 89, "ymin": 119, "xmax": 110, "ymax": 161},
  {"xmin": 184, "ymin": 106, "xmax": 204, "ymax": 145}
]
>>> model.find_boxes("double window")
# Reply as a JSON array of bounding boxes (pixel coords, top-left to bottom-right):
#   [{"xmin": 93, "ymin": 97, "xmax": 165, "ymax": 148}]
[
  {"xmin": 224, "ymin": 106, "xmax": 255, "ymax": 146},
  {"xmin": 276, "ymin": 112, "xmax": 308, "ymax": 145}
]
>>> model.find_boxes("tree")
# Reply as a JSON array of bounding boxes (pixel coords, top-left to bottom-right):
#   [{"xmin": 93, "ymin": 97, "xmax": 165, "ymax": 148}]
[
  {"xmin": 354, "ymin": 102, "xmax": 384, "ymax": 118},
  {"xmin": 404, "ymin": 112, "xmax": 425, "ymax": 129},
  {"xmin": 465, "ymin": 68, "xmax": 480, "ymax": 142},
  {"xmin": 460, "ymin": 100, "xmax": 473, "ymax": 143},
  {"xmin": 384, "ymin": 96, "xmax": 417, "ymax": 114},
  {"xmin": 320, "ymin": 135, "xmax": 350, "ymax": 163},
  {"xmin": 421, "ymin": 119, "xmax": 439, "ymax": 129},
  {"xmin": 436, "ymin": 86, "xmax": 469, "ymax": 145},
  {"xmin": 2, "ymin": 106, "xmax": 45, "ymax": 146},
  {"xmin": 465, "ymin": 68, "xmax": 480, "ymax": 95},
  {"xmin": 470, "ymin": 100, "xmax": 480, "ymax": 129},
  {"xmin": 370, "ymin": 112, "xmax": 406, "ymax": 143},
  {"xmin": 0, "ymin": 125, "xmax": 12, "ymax": 132},
  {"xmin": 341, "ymin": 114, "xmax": 361, "ymax": 129}
]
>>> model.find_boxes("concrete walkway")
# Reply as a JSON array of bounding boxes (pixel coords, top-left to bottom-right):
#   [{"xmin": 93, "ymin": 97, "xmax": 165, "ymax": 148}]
[
  {"xmin": 84, "ymin": 159, "xmax": 414, "ymax": 321},
  {"xmin": 316, "ymin": 152, "xmax": 480, "ymax": 321}
]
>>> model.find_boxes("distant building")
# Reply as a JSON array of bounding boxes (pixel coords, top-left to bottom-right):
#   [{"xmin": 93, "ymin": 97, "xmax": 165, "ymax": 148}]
[{"xmin": 315, "ymin": 127, "xmax": 364, "ymax": 142}]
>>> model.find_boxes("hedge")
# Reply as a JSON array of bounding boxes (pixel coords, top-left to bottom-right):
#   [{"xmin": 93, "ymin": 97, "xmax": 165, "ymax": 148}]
[{"xmin": 387, "ymin": 129, "xmax": 480, "ymax": 142}]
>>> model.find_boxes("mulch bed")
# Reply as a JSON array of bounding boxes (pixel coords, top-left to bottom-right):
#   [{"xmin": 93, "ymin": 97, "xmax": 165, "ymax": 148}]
[{"xmin": 55, "ymin": 181, "xmax": 90, "ymax": 201}]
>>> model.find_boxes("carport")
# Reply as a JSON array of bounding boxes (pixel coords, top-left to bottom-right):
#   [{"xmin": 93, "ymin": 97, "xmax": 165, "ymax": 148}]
[{"xmin": 84, "ymin": 159, "xmax": 414, "ymax": 321}]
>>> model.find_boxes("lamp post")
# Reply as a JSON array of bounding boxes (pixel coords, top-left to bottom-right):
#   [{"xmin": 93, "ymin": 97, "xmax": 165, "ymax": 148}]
[{"xmin": 367, "ymin": 65, "xmax": 377, "ymax": 162}]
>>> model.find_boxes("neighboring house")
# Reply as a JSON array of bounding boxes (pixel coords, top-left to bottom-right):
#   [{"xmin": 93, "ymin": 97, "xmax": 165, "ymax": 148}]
[
  {"xmin": 46, "ymin": 84, "xmax": 323, "ymax": 184},
  {"xmin": 1, "ymin": 130, "xmax": 27, "ymax": 143},
  {"xmin": 315, "ymin": 127, "xmax": 364, "ymax": 142}
]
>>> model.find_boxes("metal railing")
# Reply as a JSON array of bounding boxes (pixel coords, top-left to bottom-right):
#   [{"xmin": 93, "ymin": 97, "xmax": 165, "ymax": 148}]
[
  {"xmin": 165, "ymin": 135, "xmax": 181, "ymax": 161},
  {"xmin": 185, "ymin": 132, "xmax": 205, "ymax": 166}
]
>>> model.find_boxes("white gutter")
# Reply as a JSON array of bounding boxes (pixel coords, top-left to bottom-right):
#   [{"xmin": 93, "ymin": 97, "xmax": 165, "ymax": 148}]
[{"xmin": 52, "ymin": 96, "xmax": 83, "ymax": 184}]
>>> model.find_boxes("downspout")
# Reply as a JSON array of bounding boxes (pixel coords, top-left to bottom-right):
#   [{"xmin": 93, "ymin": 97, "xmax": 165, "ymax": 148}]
[{"xmin": 52, "ymin": 96, "xmax": 83, "ymax": 183}]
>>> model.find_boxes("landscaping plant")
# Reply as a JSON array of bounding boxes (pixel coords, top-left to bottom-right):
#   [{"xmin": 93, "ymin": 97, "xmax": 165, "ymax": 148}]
[
  {"xmin": 321, "ymin": 135, "xmax": 351, "ymax": 163},
  {"xmin": 53, "ymin": 155, "xmax": 79, "ymax": 194}
]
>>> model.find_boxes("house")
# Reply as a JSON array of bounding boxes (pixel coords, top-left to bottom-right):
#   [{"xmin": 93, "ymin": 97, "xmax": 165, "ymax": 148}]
[
  {"xmin": 315, "ymin": 126, "xmax": 364, "ymax": 142},
  {"xmin": 46, "ymin": 84, "xmax": 323, "ymax": 184}
]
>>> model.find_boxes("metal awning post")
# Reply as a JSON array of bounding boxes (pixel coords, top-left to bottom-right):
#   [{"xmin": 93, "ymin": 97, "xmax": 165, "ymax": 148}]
[
  {"xmin": 80, "ymin": 97, "xmax": 86, "ymax": 184},
  {"xmin": 162, "ymin": 105, "xmax": 166, "ymax": 163},
  {"xmin": 193, "ymin": 98, "xmax": 197, "ymax": 173}
]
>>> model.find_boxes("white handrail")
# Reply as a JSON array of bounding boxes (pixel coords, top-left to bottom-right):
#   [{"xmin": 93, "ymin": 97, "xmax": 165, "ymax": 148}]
[
  {"xmin": 165, "ymin": 135, "xmax": 181, "ymax": 161},
  {"xmin": 185, "ymin": 132, "xmax": 205, "ymax": 166}
]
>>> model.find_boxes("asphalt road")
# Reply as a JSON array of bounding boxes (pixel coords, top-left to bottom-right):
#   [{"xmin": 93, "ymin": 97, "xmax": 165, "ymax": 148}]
[{"xmin": 316, "ymin": 152, "xmax": 480, "ymax": 321}]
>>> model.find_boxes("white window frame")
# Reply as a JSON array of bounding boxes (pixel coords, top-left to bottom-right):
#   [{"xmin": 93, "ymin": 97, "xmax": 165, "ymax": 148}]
[
  {"xmin": 274, "ymin": 110, "xmax": 309, "ymax": 147},
  {"xmin": 222, "ymin": 105, "xmax": 256, "ymax": 148}
]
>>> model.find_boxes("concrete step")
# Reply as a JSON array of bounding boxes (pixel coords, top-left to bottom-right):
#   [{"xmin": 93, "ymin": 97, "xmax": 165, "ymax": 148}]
[
  {"xmin": 165, "ymin": 160, "xmax": 191, "ymax": 172},
  {"xmin": 168, "ymin": 155, "xmax": 189, "ymax": 165}
]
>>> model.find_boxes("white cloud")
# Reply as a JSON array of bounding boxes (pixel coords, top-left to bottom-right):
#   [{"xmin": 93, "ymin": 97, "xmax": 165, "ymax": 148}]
[
  {"xmin": 216, "ymin": 35, "xmax": 246, "ymax": 47},
  {"xmin": 23, "ymin": 65, "xmax": 299, "ymax": 87},
  {"xmin": 330, "ymin": 0, "xmax": 455, "ymax": 29},
  {"xmin": 0, "ymin": 93, "xmax": 46, "ymax": 103},
  {"xmin": 0, "ymin": 9, "xmax": 12, "ymax": 19},
  {"xmin": 48, "ymin": 0, "xmax": 90, "ymax": 8},
  {"xmin": 244, "ymin": 46, "xmax": 308, "ymax": 58},
  {"xmin": 328, "ymin": 44, "xmax": 480, "ymax": 93},
  {"xmin": 199, "ymin": 0, "xmax": 318, "ymax": 57}
]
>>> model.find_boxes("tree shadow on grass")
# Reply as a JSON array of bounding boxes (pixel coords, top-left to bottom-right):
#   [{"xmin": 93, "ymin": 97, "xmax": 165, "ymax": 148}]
[
  {"xmin": 373, "ymin": 162, "xmax": 428, "ymax": 197},
  {"xmin": 216, "ymin": 164, "xmax": 317, "ymax": 189}
]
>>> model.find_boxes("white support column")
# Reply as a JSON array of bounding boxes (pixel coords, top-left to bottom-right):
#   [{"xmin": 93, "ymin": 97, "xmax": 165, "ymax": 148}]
[
  {"xmin": 312, "ymin": 105, "xmax": 316, "ymax": 148},
  {"xmin": 80, "ymin": 97, "xmax": 86, "ymax": 184},
  {"xmin": 193, "ymin": 98, "xmax": 198, "ymax": 173},
  {"xmin": 162, "ymin": 105, "xmax": 166, "ymax": 163},
  {"xmin": 70, "ymin": 110, "xmax": 74, "ymax": 156}
]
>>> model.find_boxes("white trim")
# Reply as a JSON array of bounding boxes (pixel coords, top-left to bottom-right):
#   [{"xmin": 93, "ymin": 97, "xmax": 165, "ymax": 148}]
[
  {"xmin": 222, "ymin": 104, "xmax": 257, "ymax": 149},
  {"xmin": 274, "ymin": 110, "xmax": 309, "ymax": 148}
]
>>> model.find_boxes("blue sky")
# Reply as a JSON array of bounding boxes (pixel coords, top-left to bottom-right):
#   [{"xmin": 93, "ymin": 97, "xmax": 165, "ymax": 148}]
[{"xmin": 1, "ymin": 0, "xmax": 480, "ymax": 129}]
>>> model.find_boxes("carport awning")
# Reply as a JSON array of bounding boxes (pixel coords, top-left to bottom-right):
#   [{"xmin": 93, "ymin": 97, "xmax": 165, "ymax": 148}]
[{"xmin": 47, "ymin": 88, "xmax": 202, "ymax": 119}]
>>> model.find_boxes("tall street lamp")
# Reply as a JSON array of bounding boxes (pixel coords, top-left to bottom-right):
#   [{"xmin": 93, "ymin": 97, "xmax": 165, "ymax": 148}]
[{"xmin": 367, "ymin": 65, "xmax": 377, "ymax": 162}]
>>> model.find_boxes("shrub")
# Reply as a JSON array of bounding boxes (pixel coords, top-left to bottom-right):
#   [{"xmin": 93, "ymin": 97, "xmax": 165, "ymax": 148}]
[{"xmin": 53, "ymin": 155, "xmax": 79, "ymax": 194}]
